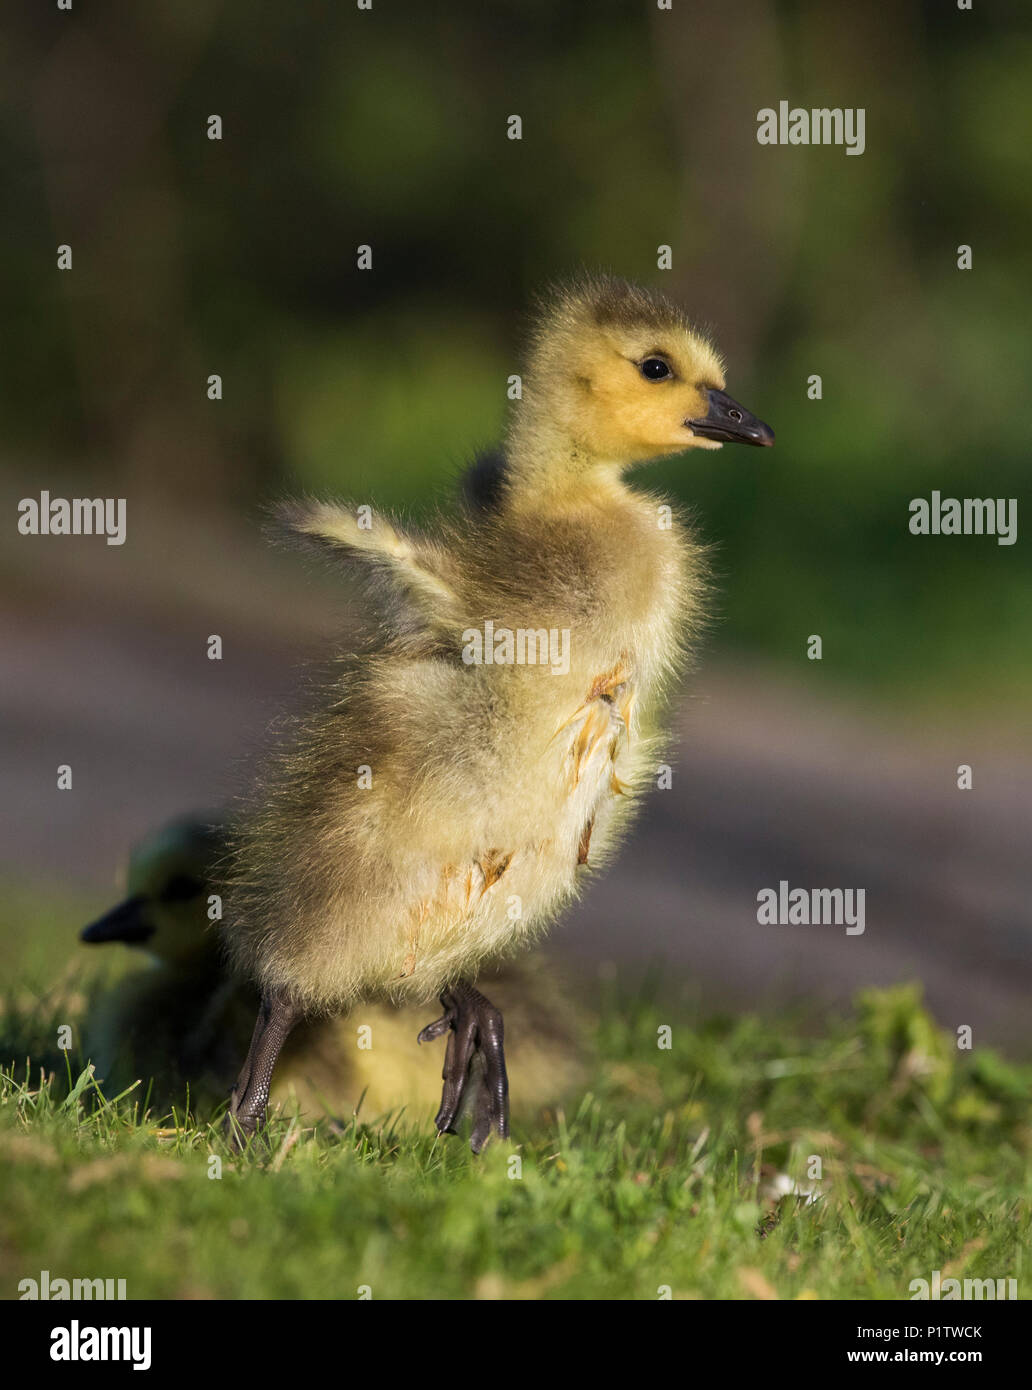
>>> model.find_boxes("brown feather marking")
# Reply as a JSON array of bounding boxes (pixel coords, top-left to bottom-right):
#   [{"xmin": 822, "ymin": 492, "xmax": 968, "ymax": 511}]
[
  {"xmin": 554, "ymin": 654, "xmax": 637, "ymax": 792},
  {"xmin": 571, "ymin": 715, "xmax": 595, "ymax": 786},
  {"xmin": 616, "ymin": 686, "xmax": 637, "ymax": 726},
  {"xmin": 550, "ymin": 655, "xmax": 633, "ymax": 744},
  {"xmin": 610, "ymin": 737, "xmax": 628, "ymax": 795},
  {"xmin": 478, "ymin": 848, "xmax": 513, "ymax": 893},
  {"xmin": 578, "ymin": 817, "xmax": 594, "ymax": 865},
  {"xmin": 588, "ymin": 656, "xmax": 632, "ymax": 702}
]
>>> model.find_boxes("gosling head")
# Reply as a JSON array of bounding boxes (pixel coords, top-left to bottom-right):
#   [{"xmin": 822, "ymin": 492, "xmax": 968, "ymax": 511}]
[
  {"xmin": 516, "ymin": 275, "xmax": 774, "ymax": 470},
  {"xmin": 80, "ymin": 816, "xmax": 222, "ymax": 970}
]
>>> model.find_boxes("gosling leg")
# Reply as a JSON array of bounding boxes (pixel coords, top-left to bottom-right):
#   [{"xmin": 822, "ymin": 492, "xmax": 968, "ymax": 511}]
[
  {"xmin": 417, "ymin": 979, "xmax": 509, "ymax": 1153},
  {"xmin": 225, "ymin": 989, "xmax": 299, "ymax": 1147}
]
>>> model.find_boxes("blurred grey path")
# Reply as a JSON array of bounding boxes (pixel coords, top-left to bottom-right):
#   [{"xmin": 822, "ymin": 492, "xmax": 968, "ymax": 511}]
[
  {"xmin": 568, "ymin": 670, "xmax": 1032, "ymax": 1048},
  {"xmin": 3, "ymin": 529, "xmax": 1030, "ymax": 1048}
]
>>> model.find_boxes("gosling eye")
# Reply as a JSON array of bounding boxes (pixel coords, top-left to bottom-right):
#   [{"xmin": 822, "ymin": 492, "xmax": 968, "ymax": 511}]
[
  {"xmin": 639, "ymin": 357, "xmax": 672, "ymax": 382},
  {"xmin": 159, "ymin": 874, "xmax": 203, "ymax": 903}
]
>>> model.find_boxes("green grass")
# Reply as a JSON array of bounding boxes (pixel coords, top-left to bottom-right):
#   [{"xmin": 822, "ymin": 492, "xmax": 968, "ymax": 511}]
[{"xmin": 1, "ymin": 980, "xmax": 1028, "ymax": 1300}]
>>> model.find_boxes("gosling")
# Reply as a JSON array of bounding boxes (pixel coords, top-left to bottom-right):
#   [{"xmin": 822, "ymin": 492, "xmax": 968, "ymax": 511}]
[
  {"xmin": 224, "ymin": 274, "xmax": 773, "ymax": 1151},
  {"xmin": 79, "ymin": 814, "xmax": 237, "ymax": 1094},
  {"xmin": 80, "ymin": 815, "xmax": 585, "ymax": 1115}
]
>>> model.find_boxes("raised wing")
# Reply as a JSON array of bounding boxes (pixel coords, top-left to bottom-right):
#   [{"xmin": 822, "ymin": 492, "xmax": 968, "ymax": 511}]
[{"xmin": 276, "ymin": 498, "xmax": 462, "ymax": 635}]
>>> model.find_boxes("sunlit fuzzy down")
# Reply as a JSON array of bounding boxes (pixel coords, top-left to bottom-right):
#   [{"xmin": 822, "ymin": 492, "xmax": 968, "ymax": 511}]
[{"xmin": 222, "ymin": 276, "xmax": 739, "ymax": 1015}]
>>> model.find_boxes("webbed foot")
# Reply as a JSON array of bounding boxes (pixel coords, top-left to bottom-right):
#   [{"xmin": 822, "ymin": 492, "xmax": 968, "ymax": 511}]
[{"xmin": 418, "ymin": 980, "xmax": 509, "ymax": 1153}]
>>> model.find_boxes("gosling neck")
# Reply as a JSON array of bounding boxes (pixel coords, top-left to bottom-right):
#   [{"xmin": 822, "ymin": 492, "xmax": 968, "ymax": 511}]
[{"xmin": 503, "ymin": 401, "xmax": 627, "ymax": 514}]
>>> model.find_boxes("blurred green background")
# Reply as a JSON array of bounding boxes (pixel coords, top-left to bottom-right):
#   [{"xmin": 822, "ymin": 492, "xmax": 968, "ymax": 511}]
[
  {"xmin": 3, "ymin": 0, "xmax": 1030, "ymax": 706},
  {"xmin": 3, "ymin": 11, "xmax": 1031, "ymax": 1306}
]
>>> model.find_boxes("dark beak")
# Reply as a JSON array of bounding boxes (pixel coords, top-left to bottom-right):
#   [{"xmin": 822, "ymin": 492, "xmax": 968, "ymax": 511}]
[
  {"xmin": 687, "ymin": 389, "xmax": 774, "ymax": 447},
  {"xmin": 81, "ymin": 895, "xmax": 154, "ymax": 946}
]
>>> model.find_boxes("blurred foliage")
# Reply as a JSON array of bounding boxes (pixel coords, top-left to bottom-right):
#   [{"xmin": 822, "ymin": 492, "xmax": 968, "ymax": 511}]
[{"xmin": 2, "ymin": 0, "xmax": 1030, "ymax": 701}]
